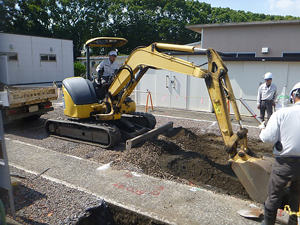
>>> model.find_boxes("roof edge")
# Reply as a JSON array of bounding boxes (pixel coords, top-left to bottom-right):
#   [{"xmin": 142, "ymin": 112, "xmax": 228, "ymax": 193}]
[{"xmin": 186, "ymin": 19, "xmax": 300, "ymax": 31}]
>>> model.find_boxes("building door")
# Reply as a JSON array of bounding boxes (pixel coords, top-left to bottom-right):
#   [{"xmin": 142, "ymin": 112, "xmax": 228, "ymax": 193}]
[
  {"xmin": 169, "ymin": 71, "xmax": 188, "ymax": 109},
  {"xmin": 154, "ymin": 69, "xmax": 172, "ymax": 108}
]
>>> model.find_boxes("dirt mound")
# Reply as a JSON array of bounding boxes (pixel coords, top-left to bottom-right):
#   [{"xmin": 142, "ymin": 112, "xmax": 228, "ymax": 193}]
[{"xmin": 112, "ymin": 127, "xmax": 273, "ymax": 200}]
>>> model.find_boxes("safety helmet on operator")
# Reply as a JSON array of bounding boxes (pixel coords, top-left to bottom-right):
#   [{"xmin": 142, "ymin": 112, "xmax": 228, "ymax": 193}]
[
  {"xmin": 290, "ymin": 82, "xmax": 300, "ymax": 103},
  {"xmin": 109, "ymin": 50, "xmax": 117, "ymax": 56},
  {"xmin": 264, "ymin": 72, "xmax": 273, "ymax": 80}
]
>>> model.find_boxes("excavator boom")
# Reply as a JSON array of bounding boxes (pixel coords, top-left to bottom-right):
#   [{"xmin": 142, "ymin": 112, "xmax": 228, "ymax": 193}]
[{"xmin": 109, "ymin": 43, "xmax": 207, "ymax": 98}]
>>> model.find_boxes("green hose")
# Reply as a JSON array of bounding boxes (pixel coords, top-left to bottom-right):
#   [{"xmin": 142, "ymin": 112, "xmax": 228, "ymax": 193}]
[{"xmin": 0, "ymin": 199, "xmax": 7, "ymax": 225}]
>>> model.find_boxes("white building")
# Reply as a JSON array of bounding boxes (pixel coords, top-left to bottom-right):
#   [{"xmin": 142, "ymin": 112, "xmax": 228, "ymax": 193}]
[{"xmin": 0, "ymin": 33, "xmax": 74, "ymax": 86}]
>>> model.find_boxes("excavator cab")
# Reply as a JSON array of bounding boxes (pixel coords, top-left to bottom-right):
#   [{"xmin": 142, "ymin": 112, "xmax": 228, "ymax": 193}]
[
  {"xmin": 84, "ymin": 37, "xmax": 127, "ymax": 81},
  {"xmin": 46, "ymin": 38, "xmax": 274, "ymax": 203},
  {"xmin": 63, "ymin": 37, "xmax": 130, "ymax": 118}
]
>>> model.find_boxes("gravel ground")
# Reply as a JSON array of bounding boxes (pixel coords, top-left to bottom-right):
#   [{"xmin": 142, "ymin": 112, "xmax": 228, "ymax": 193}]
[
  {"xmin": 2, "ymin": 167, "xmax": 163, "ymax": 225},
  {"xmin": 2, "ymin": 167, "xmax": 101, "ymax": 225},
  {"xmin": 1, "ymin": 104, "xmax": 271, "ymax": 224}
]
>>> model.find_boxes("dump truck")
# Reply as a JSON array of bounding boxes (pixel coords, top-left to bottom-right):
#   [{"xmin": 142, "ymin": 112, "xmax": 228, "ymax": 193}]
[
  {"xmin": 0, "ymin": 82, "xmax": 58, "ymax": 124},
  {"xmin": 45, "ymin": 37, "xmax": 274, "ymax": 204}
]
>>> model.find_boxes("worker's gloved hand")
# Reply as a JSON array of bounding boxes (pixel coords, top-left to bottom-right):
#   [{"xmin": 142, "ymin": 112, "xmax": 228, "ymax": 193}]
[
  {"xmin": 95, "ymin": 78, "xmax": 100, "ymax": 85},
  {"xmin": 98, "ymin": 68, "xmax": 104, "ymax": 77},
  {"xmin": 258, "ymin": 121, "xmax": 266, "ymax": 129}
]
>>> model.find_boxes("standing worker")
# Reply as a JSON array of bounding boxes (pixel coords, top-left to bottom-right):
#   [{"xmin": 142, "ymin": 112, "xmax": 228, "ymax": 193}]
[
  {"xmin": 259, "ymin": 82, "xmax": 300, "ymax": 225},
  {"xmin": 96, "ymin": 50, "xmax": 119, "ymax": 84},
  {"xmin": 257, "ymin": 72, "xmax": 277, "ymax": 123}
]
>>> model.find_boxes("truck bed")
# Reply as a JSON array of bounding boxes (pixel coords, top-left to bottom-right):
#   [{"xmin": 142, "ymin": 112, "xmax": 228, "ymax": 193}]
[{"xmin": 0, "ymin": 83, "xmax": 58, "ymax": 108}]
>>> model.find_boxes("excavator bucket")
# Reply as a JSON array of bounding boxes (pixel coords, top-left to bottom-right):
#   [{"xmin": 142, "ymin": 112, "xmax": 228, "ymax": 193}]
[{"xmin": 231, "ymin": 155, "xmax": 274, "ymax": 203}]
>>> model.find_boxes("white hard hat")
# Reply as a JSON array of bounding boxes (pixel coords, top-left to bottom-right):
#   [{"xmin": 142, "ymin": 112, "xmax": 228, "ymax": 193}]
[
  {"xmin": 290, "ymin": 82, "xmax": 300, "ymax": 103},
  {"xmin": 264, "ymin": 72, "xmax": 273, "ymax": 80},
  {"xmin": 109, "ymin": 50, "xmax": 117, "ymax": 56}
]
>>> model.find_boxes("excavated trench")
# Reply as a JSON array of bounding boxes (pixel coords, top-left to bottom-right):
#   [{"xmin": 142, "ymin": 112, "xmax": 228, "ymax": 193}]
[{"xmin": 77, "ymin": 201, "xmax": 166, "ymax": 225}]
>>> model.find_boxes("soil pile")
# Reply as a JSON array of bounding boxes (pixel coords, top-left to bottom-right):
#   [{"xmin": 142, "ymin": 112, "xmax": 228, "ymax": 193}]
[{"xmin": 112, "ymin": 127, "xmax": 273, "ymax": 200}]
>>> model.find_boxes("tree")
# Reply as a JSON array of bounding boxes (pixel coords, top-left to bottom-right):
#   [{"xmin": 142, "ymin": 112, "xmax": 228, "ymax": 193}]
[
  {"xmin": 74, "ymin": 61, "xmax": 86, "ymax": 77},
  {"xmin": 104, "ymin": 0, "xmax": 210, "ymax": 53},
  {"xmin": 0, "ymin": 0, "xmax": 52, "ymax": 36},
  {"xmin": 48, "ymin": 0, "xmax": 110, "ymax": 59}
]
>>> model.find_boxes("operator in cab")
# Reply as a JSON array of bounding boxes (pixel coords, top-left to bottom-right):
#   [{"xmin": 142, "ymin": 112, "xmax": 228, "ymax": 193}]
[
  {"xmin": 257, "ymin": 72, "xmax": 277, "ymax": 123},
  {"xmin": 96, "ymin": 50, "xmax": 119, "ymax": 84},
  {"xmin": 259, "ymin": 82, "xmax": 300, "ymax": 225}
]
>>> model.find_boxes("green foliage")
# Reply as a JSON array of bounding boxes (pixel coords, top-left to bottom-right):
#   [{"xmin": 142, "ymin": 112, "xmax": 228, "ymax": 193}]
[
  {"xmin": 74, "ymin": 61, "xmax": 86, "ymax": 77},
  {"xmin": 0, "ymin": 0, "xmax": 52, "ymax": 36},
  {"xmin": 1, "ymin": 0, "xmax": 299, "ymax": 58}
]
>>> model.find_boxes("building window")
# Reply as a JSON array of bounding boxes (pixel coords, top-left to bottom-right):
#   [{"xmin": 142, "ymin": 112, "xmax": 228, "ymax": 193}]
[
  {"xmin": 237, "ymin": 53, "xmax": 256, "ymax": 57},
  {"xmin": 222, "ymin": 53, "xmax": 237, "ymax": 57},
  {"xmin": 40, "ymin": 54, "xmax": 56, "ymax": 61},
  {"xmin": 283, "ymin": 53, "xmax": 300, "ymax": 57},
  {"xmin": 49, "ymin": 55, "xmax": 56, "ymax": 61},
  {"xmin": 8, "ymin": 53, "xmax": 18, "ymax": 61},
  {"xmin": 0, "ymin": 52, "xmax": 18, "ymax": 61},
  {"xmin": 221, "ymin": 53, "xmax": 256, "ymax": 58},
  {"xmin": 41, "ymin": 55, "xmax": 48, "ymax": 60}
]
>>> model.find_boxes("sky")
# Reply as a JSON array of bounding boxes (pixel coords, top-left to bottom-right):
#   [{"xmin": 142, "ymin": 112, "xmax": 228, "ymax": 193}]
[{"xmin": 202, "ymin": 0, "xmax": 300, "ymax": 17}]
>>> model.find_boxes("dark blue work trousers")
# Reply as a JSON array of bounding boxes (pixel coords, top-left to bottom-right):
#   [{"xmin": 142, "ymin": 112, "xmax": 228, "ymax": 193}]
[
  {"xmin": 265, "ymin": 157, "xmax": 300, "ymax": 214},
  {"xmin": 260, "ymin": 100, "xmax": 274, "ymax": 122}
]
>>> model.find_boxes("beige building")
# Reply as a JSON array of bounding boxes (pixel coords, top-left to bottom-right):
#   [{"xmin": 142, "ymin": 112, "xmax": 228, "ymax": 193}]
[{"xmin": 186, "ymin": 20, "xmax": 300, "ymax": 58}]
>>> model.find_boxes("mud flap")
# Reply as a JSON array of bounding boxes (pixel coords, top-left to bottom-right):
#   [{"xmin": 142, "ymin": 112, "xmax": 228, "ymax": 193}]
[{"xmin": 231, "ymin": 156, "xmax": 274, "ymax": 203}]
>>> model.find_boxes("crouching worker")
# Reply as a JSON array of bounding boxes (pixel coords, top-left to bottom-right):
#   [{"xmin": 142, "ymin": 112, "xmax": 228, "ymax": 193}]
[{"xmin": 258, "ymin": 82, "xmax": 300, "ymax": 225}]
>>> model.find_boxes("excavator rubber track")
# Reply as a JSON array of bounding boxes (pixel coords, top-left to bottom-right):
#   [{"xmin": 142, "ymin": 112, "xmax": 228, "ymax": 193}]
[
  {"xmin": 45, "ymin": 112, "xmax": 156, "ymax": 149},
  {"xmin": 45, "ymin": 118, "xmax": 122, "ymax": 149}
]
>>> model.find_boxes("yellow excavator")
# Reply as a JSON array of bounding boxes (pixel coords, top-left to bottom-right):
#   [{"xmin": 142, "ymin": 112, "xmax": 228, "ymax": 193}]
[{"xmin": 45, "ymin": 37, "xmax": 273, "ymax": 203}]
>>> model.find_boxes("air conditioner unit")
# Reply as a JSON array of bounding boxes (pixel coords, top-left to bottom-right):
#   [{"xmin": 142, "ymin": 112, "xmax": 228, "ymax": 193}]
[{"xmin": 262, "ymin": 47, "xmax": 269, "ymax": 54}]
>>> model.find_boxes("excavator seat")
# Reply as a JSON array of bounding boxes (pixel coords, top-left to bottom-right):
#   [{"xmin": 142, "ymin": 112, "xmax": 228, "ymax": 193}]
[
  {"xmin": 62, "ymin": 77, "xmax": 98, "ymax": 105},
  {"xmin": 94, "ymin": 82, "xmax": 110, "ymax": 100}
]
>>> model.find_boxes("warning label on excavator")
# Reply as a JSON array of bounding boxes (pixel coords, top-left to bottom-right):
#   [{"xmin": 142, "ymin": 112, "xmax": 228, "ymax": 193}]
[{"xmin": 214, "ymin": 102, "xmax": 221, "ymax": 114}]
